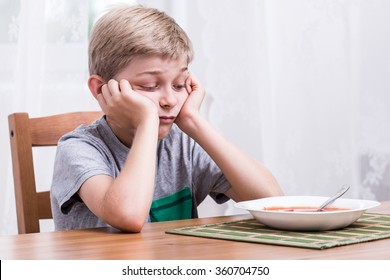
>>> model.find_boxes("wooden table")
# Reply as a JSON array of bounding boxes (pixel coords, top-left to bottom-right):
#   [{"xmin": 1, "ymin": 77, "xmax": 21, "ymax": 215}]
[{"xmin": 1, "ymin": 201, "xmax": 390, "ymax": 260}]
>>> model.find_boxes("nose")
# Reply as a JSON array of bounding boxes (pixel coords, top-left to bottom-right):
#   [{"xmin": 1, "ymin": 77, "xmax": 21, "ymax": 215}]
[{"xmin": 159, "ymin": 87, "xmax": 177, "ymax": 109}]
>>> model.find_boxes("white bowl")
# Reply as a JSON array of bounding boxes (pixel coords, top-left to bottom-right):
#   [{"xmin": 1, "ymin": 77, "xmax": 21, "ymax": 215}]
[{"xmin": 234, "ymin": 196, "xmax": 380, "ymax": 231}]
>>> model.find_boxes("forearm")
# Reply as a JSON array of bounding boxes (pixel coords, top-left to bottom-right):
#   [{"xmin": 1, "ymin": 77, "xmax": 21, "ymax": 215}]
[
  {"xmin": 183, "ymin": 115, "xmax": 283, "ymax": 202},
  {"xmin": 101, "ymin": 119, "xmax": 159, "ymax": 231}
]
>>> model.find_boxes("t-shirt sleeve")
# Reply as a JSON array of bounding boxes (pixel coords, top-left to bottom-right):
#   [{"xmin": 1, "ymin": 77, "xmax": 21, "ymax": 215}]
[
  {"xmin": 51, "ymin": 137, "xmax": 114, "ymax": 214},
  {"xmin": 191, "ymin": 142, "xmax": 231, "ymax": 204}
]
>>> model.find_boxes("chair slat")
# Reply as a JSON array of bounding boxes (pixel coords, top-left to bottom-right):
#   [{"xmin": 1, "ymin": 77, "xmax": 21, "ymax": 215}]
[{"xmin": 30, "ymin": 111, "xmax": 103, "ymax": 146}]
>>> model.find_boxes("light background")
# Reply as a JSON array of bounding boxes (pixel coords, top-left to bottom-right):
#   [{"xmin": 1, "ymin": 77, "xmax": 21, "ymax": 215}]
[{"xmin": 1, "ymin": 0, "xmax": 390, "ymax": 234}]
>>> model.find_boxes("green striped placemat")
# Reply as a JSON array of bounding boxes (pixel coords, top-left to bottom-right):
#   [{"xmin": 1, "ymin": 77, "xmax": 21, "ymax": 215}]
[{"xmin": 166, "ymin": 213, "xmax": 390, "ymax": 249}]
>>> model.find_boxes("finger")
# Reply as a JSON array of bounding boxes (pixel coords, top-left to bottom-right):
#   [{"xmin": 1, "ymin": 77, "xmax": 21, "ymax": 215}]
[
  {"xmin": 119, "ymin": 79, "xmax": 133, "ymax": 96},
  {"xmin": 101, "ymin": 83, "xmax": 115, "ymax": 105},
  {"xmin": 185, "ymin": 76, "xmax": 192, "ymax": 94},
  {"xmin": 190, "ymin": 74, "xmax": 204, "ymax": 95},
  {"xmin": 107, "ymin": 79, "xmax": 120, "ymax": 97},
  {"xmin": 100, "ymin": 84, "xmax": 111, "ymax": 99},
  {"xmin": 96, "ymin": 92, "xmax": 108, "ymax": 113}
]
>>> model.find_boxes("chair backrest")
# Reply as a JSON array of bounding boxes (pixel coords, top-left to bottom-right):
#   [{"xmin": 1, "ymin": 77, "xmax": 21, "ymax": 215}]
[{"xmin": 8, "ymin": 111, "xmax": 102, "ymax": 234}]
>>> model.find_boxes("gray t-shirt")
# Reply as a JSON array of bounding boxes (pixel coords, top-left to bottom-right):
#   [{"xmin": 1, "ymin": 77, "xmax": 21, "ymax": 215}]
[{"xmin": 50, "ymin": 116, "xmax": 231, "ymax": 230}]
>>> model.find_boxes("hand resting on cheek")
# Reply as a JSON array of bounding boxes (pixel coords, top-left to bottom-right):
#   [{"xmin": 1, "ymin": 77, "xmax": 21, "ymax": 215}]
[
  {"xmin": 97, "ymin": 79, "xmax": 159, "ymax": 131},
  {"xmin": 175, "ymin": 74, "xmax": 205, "ymax": 133}
]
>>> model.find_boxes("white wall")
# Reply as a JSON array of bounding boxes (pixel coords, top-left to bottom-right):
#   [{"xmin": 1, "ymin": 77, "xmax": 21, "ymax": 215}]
[{"xmin": 1, "ymin": 0, "xmax": 390, "ymax": 234}]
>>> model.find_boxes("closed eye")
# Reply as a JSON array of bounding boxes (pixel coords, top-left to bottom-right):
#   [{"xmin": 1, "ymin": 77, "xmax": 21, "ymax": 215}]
[
  {"xmin": 138, "ymin": 85, "xmax": 159, "ymax": 92},
  {"xmin": 173, "ymin": 84, "xmax": 186, "ymax": 91}
]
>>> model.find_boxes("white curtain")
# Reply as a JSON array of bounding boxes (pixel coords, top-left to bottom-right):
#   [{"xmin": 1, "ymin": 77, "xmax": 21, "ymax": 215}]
[
  {"xmin": 1, "ymin": 0, "xmax": 390, "ymax": 234},
  {"xmin": 0, "ymin": 0, "xmax": 98, "ymax": 234}
]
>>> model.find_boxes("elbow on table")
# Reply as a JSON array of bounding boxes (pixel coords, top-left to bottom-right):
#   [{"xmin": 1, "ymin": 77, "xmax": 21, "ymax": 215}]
[
  {"xmin": 105, "ymin": 208, "xmax": 147, "ymax": 233},
  {"xmin": 114, "ymin": 215, "xmax": 145, "ymax": 233}
]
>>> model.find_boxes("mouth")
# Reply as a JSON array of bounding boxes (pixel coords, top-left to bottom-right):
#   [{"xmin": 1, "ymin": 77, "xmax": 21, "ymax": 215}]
[{"xmin": 159, "ymin": 116, "xmax": 176, "ymax": 124}]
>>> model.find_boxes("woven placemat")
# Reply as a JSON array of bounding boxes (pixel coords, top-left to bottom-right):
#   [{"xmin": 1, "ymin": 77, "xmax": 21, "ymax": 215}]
[{"xmin": 166, "ymin": 213, "xmax": 390, "ymax": 249}]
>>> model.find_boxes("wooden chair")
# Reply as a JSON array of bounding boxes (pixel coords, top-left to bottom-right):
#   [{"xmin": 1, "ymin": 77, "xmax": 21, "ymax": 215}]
[{"xmin": 8, "ymin": 111, "xmax": 102, "ymax": 234}]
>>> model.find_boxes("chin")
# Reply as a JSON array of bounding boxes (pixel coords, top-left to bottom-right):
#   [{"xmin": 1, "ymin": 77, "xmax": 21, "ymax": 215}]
[{"xmin": 158, "ymin": 126, "xmax": 172, "ymax": 139}]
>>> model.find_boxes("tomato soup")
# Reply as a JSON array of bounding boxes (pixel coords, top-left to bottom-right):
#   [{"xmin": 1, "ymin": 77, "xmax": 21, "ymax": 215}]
[{"xmin": 263, "ymin": 206, "xmax": 350, "ymax": 212}]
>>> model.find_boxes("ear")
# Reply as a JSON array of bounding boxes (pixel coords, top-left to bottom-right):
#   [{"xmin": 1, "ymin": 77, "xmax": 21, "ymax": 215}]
[{"xmin": 88, "ymin": 75, "xmax": 106, "ymax": 99}]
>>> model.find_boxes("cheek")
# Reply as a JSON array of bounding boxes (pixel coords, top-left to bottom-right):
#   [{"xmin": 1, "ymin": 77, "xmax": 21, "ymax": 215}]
[{"xmin": 177, "ymin": 94, "xmax": 188, "ymax": 108}]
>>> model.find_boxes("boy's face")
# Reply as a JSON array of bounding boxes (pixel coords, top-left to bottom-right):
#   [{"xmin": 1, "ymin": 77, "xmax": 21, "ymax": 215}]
[{"xmin": 114, "ymin": 56, "xmax": 190, "ymax": 139}]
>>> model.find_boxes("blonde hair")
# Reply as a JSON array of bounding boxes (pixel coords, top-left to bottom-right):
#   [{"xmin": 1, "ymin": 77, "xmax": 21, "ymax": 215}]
[{"xmin": 89, "ymin": 5, "xmax": 194, "ymax": 81}]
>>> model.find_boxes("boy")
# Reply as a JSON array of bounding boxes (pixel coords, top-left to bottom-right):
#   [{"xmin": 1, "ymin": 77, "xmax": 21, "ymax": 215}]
[{"xmin": 51, "ymin": 5, "xmax": 283, "ymax": 232}]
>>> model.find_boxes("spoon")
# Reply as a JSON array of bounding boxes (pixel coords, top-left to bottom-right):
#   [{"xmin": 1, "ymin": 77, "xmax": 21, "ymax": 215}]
[{"xmin": 317, "ymin": 185, "xmax": 350, "ymax": 211}]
